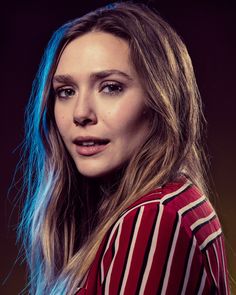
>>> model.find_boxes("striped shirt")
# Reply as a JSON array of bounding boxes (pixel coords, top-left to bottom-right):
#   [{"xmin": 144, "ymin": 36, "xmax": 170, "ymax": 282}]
[{"xmin": 76, "ymin": 177, "xmax": 229, "ymax": 294}]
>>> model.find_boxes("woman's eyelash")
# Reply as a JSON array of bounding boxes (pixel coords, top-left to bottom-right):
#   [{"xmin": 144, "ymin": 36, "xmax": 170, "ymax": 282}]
[
  {"xmin": 54, "ymin": 87, "xmax": 75, "ymax": 99},
  {"xmin": 54, "ymin": 82, "xmax": 124, "ymax": 98},
  {"xmin": 100, "ymin": 82, "xmax": 124, "ymax": 95}
]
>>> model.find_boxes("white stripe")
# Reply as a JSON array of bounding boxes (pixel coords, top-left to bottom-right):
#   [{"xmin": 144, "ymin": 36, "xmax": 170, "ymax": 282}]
[
  {"xmin": 138, "ymin": 204, "xmax": 164, "ymax": 295},
  {"xmin": 104, "ymin": 218, "xmax": 124, "ymax": 294},
  {"xmin": 178, "ymin": 195, "xmax": 206, "ymax": 215},
  {"xmin": 161, "ymin": 180, "xmax": 192, "ymax": 203},
  {"xmin": 213, "ymin": 243, "xmax": 220, "ymax": 286},
  {"xmin": 120, "ymin": 206, "xmax": 144, "ymax": 295},
  {"xmin": 197, "ymin": 269, "xmax": 207, "ymax": 295},
  {"xmin": 190, "ymin": 211, "xmax": 216, "ymax": 231},
  {"xmin": 161, "ymin": 195, "xmax": 206, "ymax": 294},
  {"xmin": 101, "ymin": 261, "xmax": 105, "ymax": 285},
  {"xmin": 199, "ymin": 228, "xmax": 222, "ymax": 250},
  {"xmin": 160, "ymin": 216, "xmax": 181, "ymax": 294},
  {"xmin": 206, "ymin": 249, "xmax": 217, "ymax": 286},
  {"xmin": 219, "ymin": 236, "xmax": 229, "ymax": 294},
  {"xmin": 181, "ymin": 237, "xmax": 197, "ymax": 295},
  {"xmin": 100, "ymin": 219, "xmax": 123, "ymax": 283}
]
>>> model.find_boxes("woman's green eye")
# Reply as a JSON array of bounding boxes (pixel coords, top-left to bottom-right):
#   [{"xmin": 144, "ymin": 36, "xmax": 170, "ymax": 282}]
[
  {"xmin": 101, "ymin": 83, "xmax": 123, "ymax": 95},
  {"xmin": 56, "ymin": 88, "xmax": 75, "ymax": 99}
]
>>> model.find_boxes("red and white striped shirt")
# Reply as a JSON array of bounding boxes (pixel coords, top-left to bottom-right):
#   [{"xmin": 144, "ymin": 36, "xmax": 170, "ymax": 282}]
[{"xmin": 76, "ymin": 177, "xmax": 229, "ymax": 294}]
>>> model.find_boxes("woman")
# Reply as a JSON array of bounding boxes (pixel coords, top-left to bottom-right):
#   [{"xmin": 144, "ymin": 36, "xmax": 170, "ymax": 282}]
[{"xmin": 18, "ymin": 2, "xmax": 229, "ymax": 294}]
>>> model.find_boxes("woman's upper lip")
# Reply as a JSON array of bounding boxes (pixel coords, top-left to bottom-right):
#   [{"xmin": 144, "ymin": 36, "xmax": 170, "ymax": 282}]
[{"xmin": 73, "ymin": 136, "xmax": 110, "ymax": 144}]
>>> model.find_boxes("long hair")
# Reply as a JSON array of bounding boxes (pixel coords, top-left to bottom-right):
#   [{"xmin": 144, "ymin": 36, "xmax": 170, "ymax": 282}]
[{"xmin": 18, "ymin": 2, "xmax": 208, "ymax": 294}]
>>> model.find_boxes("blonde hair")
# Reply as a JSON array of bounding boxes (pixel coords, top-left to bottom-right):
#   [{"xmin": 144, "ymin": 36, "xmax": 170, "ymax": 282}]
[{"xmin": 19, "ymin": 2, "xmax": 208, "ymax": 294}]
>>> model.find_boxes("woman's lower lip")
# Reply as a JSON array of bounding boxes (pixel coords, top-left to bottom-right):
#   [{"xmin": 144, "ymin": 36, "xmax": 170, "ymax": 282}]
[{"xmin": 75, "ymin": 143, "xmax": 109, "ymax": 156}]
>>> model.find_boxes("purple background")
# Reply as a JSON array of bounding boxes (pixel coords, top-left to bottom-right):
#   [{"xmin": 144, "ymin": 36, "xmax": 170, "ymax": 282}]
[{"xmin": 1, "ymin": 0, "xmax": 236, "ymax": 294}]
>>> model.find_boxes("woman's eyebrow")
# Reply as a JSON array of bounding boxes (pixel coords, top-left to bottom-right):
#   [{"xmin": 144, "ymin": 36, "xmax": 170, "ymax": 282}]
[
  {"xmin": 89, "ymin": 69, "xmax": 134, "ymax": 82},
  {"xmin": 52, "ymin": 70, "xmax": 133, "ymax": 86},
  {"xmin": 52, "ymin": 74, "xmax": 77, "ymax": 86}
]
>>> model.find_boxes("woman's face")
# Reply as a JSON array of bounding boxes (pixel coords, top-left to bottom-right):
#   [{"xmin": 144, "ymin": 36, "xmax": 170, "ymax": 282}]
[{"xmin": 53, "ymin": 31, "xmax": 150, "ymax": 178}]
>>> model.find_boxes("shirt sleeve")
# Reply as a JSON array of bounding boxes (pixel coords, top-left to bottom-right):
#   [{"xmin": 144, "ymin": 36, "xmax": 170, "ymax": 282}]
[{"xmin": 99, "ymin": 203, "xmax": 215, "ymax": 295}]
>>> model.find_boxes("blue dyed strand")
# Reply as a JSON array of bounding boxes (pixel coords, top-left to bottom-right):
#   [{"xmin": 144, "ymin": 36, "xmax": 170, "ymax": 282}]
[{"xmin": 18, "ymin": 23, "xmax": 70, "ymax": 295}]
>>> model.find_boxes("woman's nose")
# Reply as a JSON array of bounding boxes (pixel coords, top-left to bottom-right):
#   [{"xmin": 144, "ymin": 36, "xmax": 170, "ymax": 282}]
[{"xmin": 73, "ymin": 91, "xmax": 97, "ymax": 127}]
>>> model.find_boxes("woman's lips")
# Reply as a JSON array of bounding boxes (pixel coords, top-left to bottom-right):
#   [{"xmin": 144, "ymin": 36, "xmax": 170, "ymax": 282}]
[{"xmin": 75, "ymin": 142, "xmax": 110, "ymax": 156}]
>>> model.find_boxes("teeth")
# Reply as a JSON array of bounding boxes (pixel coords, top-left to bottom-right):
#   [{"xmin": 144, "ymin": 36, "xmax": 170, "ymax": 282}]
[
  {"xmin": 81, "ymin": 142, "xmax": 95, "ymax": 146},
  {"xmin": 77, "ymin": 139, "xmax": 109, "ymax": 146}
]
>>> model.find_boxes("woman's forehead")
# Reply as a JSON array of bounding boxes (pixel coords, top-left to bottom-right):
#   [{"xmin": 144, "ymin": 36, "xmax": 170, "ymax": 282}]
[{"xmin": 55, "ymin": 31, "xmax": 135, "ymax": 78}]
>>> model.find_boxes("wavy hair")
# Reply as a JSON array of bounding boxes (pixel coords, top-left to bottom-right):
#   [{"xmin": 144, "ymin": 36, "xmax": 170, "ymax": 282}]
[{"xmin": 18, "ymin": 2, "xmax": 208, "ymax": 294}]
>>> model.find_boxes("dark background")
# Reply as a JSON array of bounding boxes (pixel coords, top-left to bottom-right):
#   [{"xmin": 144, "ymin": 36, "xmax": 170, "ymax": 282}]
[{"xmin": 1, "ymin": 0, "xmax": 236, "ymax": 294}]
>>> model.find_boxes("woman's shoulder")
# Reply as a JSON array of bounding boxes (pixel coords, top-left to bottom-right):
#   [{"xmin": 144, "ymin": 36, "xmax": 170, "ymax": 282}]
[
  {"xmin": 115, "ymin": 175, "xmax": 222, "ymax": 251},
  {"xmin": 86, "ymin": 176, "xmax": 229, "ymax": 295},
  {"xmin": 120, "ymin": 175, "xmax": 204, "ymax": 221}
]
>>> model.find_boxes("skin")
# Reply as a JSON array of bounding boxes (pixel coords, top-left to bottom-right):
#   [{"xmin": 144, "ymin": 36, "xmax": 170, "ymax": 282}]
[{"xmin": 53, "ymin": 31, "xmax": 151, "ymax": 179}]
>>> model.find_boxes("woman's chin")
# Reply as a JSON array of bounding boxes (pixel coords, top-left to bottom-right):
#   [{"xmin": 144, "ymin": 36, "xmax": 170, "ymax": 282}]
[{"xmin": 77, "ymin": 162, "xmax": 127, "ymax": 183}]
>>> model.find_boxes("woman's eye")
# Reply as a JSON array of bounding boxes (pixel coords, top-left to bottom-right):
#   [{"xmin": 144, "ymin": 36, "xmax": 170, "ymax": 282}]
[
  {"xmin": 101, "ymin": 83, "xmax": 123, "ymax": 96},
  {"xmin": 55, "ymin": 88, "xmax": 75, "ymax": 99}
]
